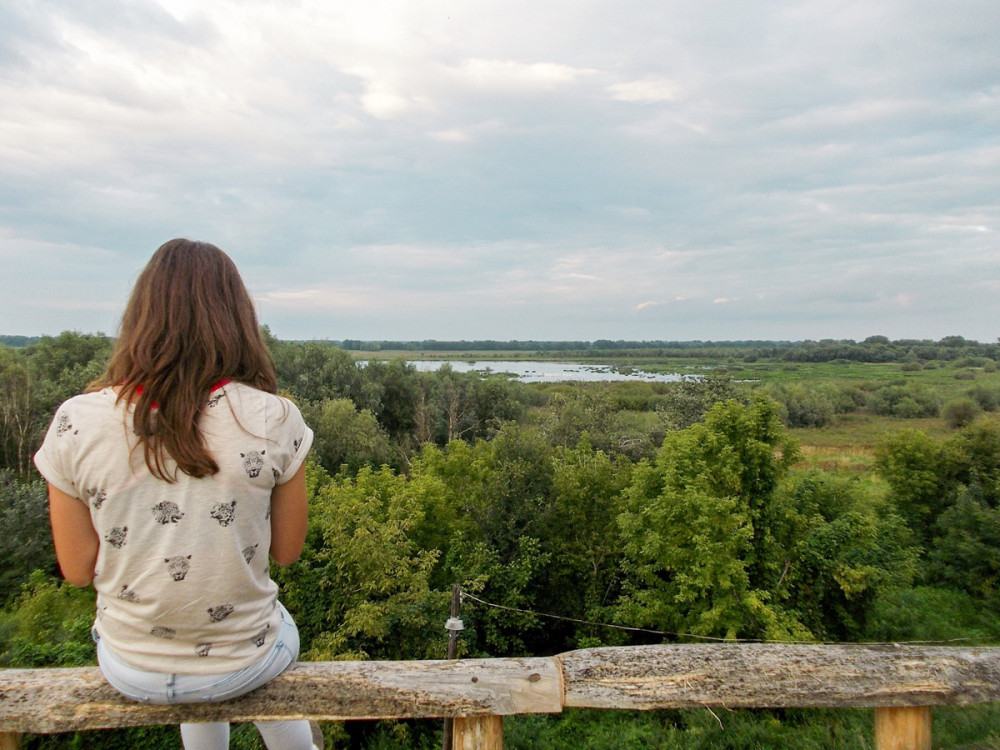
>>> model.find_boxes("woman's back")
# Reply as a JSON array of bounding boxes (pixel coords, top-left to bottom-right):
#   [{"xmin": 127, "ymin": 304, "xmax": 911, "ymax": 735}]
[{"xmin": 35, "ymin": 381, "xmax": 312, "ymax": 674}]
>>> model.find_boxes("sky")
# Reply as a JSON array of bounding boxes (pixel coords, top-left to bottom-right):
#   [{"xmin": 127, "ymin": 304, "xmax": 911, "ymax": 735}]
[{"xmin": 1, "ymin": 0, "xmax": 998, "ymax": 343}]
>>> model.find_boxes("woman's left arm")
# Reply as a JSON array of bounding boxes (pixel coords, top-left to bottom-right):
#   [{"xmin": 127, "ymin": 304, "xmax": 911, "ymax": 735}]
[
  {"xmin": 48, "ymin": 485, "xmax": 99, "ymax": 587},
  {"xmin": 269, "ymin": 462, "xmax": 308, "ymax": 566}
]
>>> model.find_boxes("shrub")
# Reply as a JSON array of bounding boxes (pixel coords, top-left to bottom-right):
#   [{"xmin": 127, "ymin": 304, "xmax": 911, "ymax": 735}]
[
  {"xmin": 942, "ymin": 398, "xmax": 983, "ymax": 429},
  {"xmin": 867, "ymin": 383, "xmax": 939, "ymax": 418},
  {"xmin": 966, "ymin": 384, "xmax": 1000, "ymax": 412},
  {"xmin": 0, "ymin": 571, "xmax": 95, "ymax": 667},
  {"xmin": 762, "ymin": 383, "xmax": 835, "ymax": 428},
  {"xmin": 0, "ymin": 471, "xmax": 57, "ymax": 603}
]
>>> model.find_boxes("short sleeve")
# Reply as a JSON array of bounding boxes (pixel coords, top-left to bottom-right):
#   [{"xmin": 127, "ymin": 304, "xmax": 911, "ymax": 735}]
[
  {"xmin": 270, "ymin": 397, "xmax": 313, "ymax": 485},
  {"xmin": 33, "ymin": 405, "xmax": 81, "ymax": 498}
]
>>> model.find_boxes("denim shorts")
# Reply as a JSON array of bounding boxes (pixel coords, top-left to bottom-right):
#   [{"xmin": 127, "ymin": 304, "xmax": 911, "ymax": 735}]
[{"xmin": 94, "ymin": 601, "xmax": 300, "ymax": 705}]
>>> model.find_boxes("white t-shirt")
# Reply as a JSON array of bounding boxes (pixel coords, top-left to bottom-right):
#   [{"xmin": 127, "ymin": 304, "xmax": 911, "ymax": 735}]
[{"xmin": 34, "ymin": 381, "xmax": 313, "ymax": 674}]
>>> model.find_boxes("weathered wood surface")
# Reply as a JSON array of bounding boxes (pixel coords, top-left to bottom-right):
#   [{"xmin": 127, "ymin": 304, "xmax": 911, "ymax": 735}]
[
  {"xmin": 557, "ymin": 644, "xmax": 1000, "ymax": 710},
  {"xmin": 875, "ymin": 706, "xmax": 931, "ymax": 750},
  {"xmin": 4, "ymin": 645, "xmax": 1000, "ymax": 736},
  {"xmin": 452, "ymin": 716, "xmax": 503, "ymax": 750},
  {"xmin": 0, "ymin": 658, "xmax": 561, "ymax": 734}
]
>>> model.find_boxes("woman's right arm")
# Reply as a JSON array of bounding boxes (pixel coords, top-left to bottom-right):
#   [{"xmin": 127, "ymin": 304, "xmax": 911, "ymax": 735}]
[{"xmin": 48, "ymin": 484, "xmax": 99, "ymax": 587}]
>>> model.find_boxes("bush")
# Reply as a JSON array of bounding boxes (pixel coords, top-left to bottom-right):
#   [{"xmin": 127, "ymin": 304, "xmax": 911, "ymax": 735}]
[
  {"xmin": 867, "ymin": 383, "xmax": 939, "ymax": 418},
  {"xmin": 966, "ymin": 384, "xmax": 1000, "ymax": 412},
  {"xmin": 942, "ymin": 397, "xmax": 983, "ymax": 429},
  {"xmin": 0, "ymin": 571, "xmax": 95, "ymax": 667},
  {"xmin": 865, "ymin": 586, "xmax": 1000, "ymax": 643},
  {"xmin": 764, "ymin": 383, "xmax": 835, "ymax": 428},
  {"xmin": 0, "ymin": 470, "xmax": 57, "ymax": 603}
]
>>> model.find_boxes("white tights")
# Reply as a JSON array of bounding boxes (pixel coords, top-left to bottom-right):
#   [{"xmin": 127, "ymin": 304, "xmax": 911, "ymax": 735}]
[{"xmin": 179, "ymin": 720, "xmax": 317, "ymax": 749}]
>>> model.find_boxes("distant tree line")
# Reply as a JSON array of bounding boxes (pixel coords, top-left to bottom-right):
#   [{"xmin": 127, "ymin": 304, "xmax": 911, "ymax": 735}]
[
  {"xmin": 6, "ymin": 332, "xmax": 999, "ymax": 363},
  {"xmin": 270, "ymin": 335, "xmax": 1000, "ymax": 364}
]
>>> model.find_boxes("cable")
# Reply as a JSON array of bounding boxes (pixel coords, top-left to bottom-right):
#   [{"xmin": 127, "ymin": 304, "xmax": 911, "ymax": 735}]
[{"xmin": 459, "ymin": 591, "xmax": 998, "ymax": 647}]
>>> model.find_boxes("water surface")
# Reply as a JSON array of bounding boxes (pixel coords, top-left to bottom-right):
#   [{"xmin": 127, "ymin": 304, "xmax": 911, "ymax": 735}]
[{"xmin": 401, "ymin": 360, "xmax": 686, "ymax": 383}]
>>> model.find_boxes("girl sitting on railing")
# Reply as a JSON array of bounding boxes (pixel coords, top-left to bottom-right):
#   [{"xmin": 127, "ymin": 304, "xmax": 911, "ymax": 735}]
[{"xmin": 34, "ymin": 239, "xmax": 322, "ymax": 750}]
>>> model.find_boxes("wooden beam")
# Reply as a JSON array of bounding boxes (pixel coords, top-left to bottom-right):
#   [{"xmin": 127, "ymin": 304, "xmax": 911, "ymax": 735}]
[
  {"xmin": 558, "ymin": 644, "xmax": 1000, "ymax": 710},
  {"xmin": 875, "ymin": 706, "xmax": 931, "ymax": 750},
  {"xmin": 0, "ymin": 658, "xmax": 561, "ymax": 734},
  {"xmin": 3, "ymin": 645, "xmax": 1000, "ymax": 737},
  {"xmin": 0, "ymin": 733, "xmax": 21, "ymax": 750}
]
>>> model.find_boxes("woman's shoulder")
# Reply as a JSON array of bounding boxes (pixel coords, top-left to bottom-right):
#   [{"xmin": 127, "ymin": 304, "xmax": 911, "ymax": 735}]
[
  {"xmin": 224, "ymin": 383, "xmax": 304, "ymax": 421},
  {"xmin": 52, "ymin": 388, "xmax": 119, "ymax": 418}
]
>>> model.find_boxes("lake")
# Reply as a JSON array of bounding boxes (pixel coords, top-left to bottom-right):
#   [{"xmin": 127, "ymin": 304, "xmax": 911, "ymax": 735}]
[{"xmin": 398, "ymin": 360, "xmax": 687, "ymax": 383}]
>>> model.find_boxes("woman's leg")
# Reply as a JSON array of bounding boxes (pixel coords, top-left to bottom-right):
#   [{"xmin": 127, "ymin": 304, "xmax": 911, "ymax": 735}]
[
  {"xmin": 254, "ymin": 719, "xmax": 318, "ymax": 749},
  {"xmin": 179, "ymin": 722, "xmax": 230, "ymax": 750}
]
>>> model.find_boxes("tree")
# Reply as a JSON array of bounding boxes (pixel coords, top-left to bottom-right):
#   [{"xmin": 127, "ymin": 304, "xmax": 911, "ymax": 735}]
[
  {"xmin": 928, "ymin": 490, "xmax": 1000, "ymax": 607},
  {"xmin": 617, "ymin": 397, "xmax": 808, "ymax": 641},
  {"xmin": 271, "ymin": 340, "xmax": 366, "ymax": 406},
  {"xmin": 0, "ymin": 353, "xmax": 35, "ymax": 475},
  {"xmin": 655, "ymin": 373, "xmax": 740, "ymax": 431},
  {"xmin": 301, "ymin": 398, "xmax": 394, "ymax": 475},
  {"xmin": 874, "ymin": 429, "xmax": 953, "ymax": 543},
  {"xmin": 272, "ymin": 465, "xmax": 444, "ymax": 661},
  {"xmin": 0, "ymin": 471, "xmax": 57, "ymax": 602},
  {"xmin": 537, "ymin": 439, "xmax": 632, "ymax": 647}
]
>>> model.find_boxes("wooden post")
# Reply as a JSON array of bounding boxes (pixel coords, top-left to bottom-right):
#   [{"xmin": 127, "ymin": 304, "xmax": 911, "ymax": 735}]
[
  {"xmin": 0, "ymin": 732, "xmax": 21, "ymax": 750},
  {"xmin": 874, "ymin": 707, "xmax": 931, "ymax": 750},
  {"xmin": 452, "ymin": 716, "xmax": 502, "ymax": 750},
  {"xmin": 442, "ymin": 584, "xmax": 463, "ymax": 750}
]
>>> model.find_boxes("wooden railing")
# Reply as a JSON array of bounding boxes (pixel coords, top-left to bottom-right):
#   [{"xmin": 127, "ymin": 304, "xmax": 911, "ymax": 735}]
[{"xmin": 3, "ymin": 644, "xmax": 1000, "ymax": 749}]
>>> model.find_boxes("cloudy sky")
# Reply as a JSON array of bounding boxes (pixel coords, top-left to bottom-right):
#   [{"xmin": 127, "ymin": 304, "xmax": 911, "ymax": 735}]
[{"xmin": 2, "ymin": 0, "xmax": 998, "ymax": 342}]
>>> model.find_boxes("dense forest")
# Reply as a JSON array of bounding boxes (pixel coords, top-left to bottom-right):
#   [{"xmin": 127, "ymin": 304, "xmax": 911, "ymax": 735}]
[{"xmin": 2, "ymin": 331, "xmax": 1000, "ymax": 748}]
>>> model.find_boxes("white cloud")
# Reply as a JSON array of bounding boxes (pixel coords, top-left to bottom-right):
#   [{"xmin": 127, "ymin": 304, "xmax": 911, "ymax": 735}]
[
  {"xmin": 455, "ymin": 59, "xmax": 594, "ymax": 92},
  {"xmin": 609, "ymin": 77, "xmax": 682, "ymax": 103}
]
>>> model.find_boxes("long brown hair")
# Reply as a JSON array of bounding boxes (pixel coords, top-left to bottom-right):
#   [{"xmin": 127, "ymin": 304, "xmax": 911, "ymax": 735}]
[{"xmin": 92, "ymin": 239, "xmax": 277, "ymax": 480}]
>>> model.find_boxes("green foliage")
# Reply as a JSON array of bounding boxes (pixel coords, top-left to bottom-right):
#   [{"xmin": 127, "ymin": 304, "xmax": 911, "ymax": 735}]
[
  {"xmin": 0, "ymin": 571, "xmax": 95, "ymax": 667},
  {"xmin": 506, "ymin": 708, "xmax": 874, "ymax": 750},
  {"xmin": 273, "ymin": 465, "xmax": 445, "ymax": 661},
  {"xmin": 0, "ymin": 470, "xmax": 57, "ymax": 603},
  {"xmin": 768, "ymin": 473, "xmax": 917, "ymax": 640},
  {"xmin": 788, "ymin": 504, "xmax": 916, "ymax": 640},
  {"xmin": 0, "ymin": 332, "xmax": 112, "ymax": 475},
  {"xmin": 764, "ymin": 382, "xmax": 836, "ymax": 427},
  {"xmin": 942, "ymin": 396, "xmax": 982, "ymax": 428},
  {"xmin": 301, "ymin": 398, "xmax": 394, "ymax": 475},
  {"xmin": 867, "ymin": 381, "xmax": 939, "ymax": 418},
  {"xmin": 415, "ymin": 367, "xmax": 525, "ymax": 445},
  {"xmin": 947, "ymin": 417, "xmax": 1000, "ymax": 507},
  {"xmin": 874, "ymin": 429, "xmax": 951, "ymax": 543},
  {"xmin": 463, "ymin": 424, "xmax": 555, "ymax": 564},
  {"xmin": 865, "ymin": 586, "xmax": 1000, "ymax": 643},
  {"xmin": 617, "ymin": 397, "xmax": 809, "ymax": 641},
  {"xmin": 928, "ymin": 491, "xmax": 1000, "ymax": 605},
  {"xmin": 271, "ymin": 340, "xmax": 368, "ymax": 406},
  {"xmin": 0, "ymin": 351, "xmax": 36, "ymax": 476},
  {"xmin": 654, "ymin": 373, "xmax": 740, "ymax": 431},
  {"xmin": 442, "ymin": 535, "xmax": 549, "ymax": 656},
  {"xmin": 538, "ymin": 440, "xmax": 632, "ymax": 647},
  {"xmin": 24, "ymin": 332, "xmax": 113, "ymax": 416},
  {"xmin": 965, "ymin": 383, "xmax": 1000, "ymax": 411},
  {"xmin": 8, "ymin": 333, "xmax": 1000, "ymax": 748}
]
